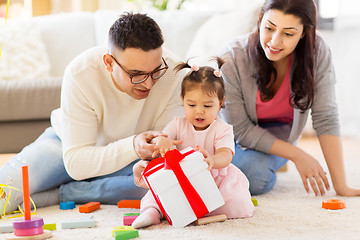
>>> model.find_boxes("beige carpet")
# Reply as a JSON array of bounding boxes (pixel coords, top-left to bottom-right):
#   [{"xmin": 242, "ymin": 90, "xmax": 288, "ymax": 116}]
[{"xmin": 1, "ymin": 137, "xmax": 360, "ymax": 239}]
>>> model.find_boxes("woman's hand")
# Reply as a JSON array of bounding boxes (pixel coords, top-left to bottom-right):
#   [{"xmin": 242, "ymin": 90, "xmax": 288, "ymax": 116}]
[
  {"xmin": 270, "ymin": 139, "xmax": 331, "ymax": 196},
  {"xmin": 292, "ymin": 151, "xmax": 330, "ymax": 196},
  {"xmin": 133, "ymin": 160, "xmax": 149, "ymax": 189},
  {"xmin": 151, "ymin": 136, "xmax": 183, "ymax": 158}
]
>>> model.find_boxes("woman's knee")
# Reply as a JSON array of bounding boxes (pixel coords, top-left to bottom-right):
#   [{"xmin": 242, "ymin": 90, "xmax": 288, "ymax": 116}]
[
  {"xmin": 248, "ymin": 172, "xmax": 276, "ymax": 195},
  {"xmin": 232, "ymin": 146, "xmax": 286, "ymax": 195}
]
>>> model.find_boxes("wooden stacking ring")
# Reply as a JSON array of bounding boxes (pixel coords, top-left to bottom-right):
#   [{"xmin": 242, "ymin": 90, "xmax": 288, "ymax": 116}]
[{"xmin": 322, "ymin": 199, "xmax": 345, "ymax": 210}]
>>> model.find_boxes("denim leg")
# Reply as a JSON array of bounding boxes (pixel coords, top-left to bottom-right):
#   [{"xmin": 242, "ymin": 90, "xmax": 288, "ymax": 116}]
[
  {"xmin": 232, "ymin": 144, "xmax": 288, "ymax": 195},
  {"xmin": 1, "ymin": 127, "xmax": 147, "ymax": 212},
  {"xmin": 0, "ymin": 127, "xmax": 72, "ymax": 213},
  {"xmin": 60, "ymin": 160, "xmax": 147, "ymax": 204}
]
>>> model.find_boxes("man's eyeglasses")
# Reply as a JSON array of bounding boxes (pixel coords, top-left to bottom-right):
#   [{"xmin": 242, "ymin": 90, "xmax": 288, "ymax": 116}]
[{"xmin": 108, "ymin": 51, "xmax": 168, "ymax": 84}]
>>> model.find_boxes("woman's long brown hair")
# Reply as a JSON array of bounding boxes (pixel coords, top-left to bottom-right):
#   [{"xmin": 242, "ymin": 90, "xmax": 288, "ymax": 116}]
[{"xmin": 248, "ymin": 0, "xmax": 317, "ymax": 112}]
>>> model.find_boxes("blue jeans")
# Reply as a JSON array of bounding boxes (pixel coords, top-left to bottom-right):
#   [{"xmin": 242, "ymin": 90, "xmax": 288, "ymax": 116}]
[
  {"xmin": 232, "ymin": 144, "xmax": 288, "ymax": 195},
  {"xmin": 0, "ymin": 127, "xmax": 147, "ymax": 213}
]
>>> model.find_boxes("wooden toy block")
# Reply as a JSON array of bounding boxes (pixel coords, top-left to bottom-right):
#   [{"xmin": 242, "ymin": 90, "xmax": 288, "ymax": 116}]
[
  {"xmin": 195, "ymin": 214, "xmax": 227, "ymax": 225},
  {"xmin": 79, "ymin": 202, "xmax": 100, "ymax": 213},
  {"xmin": 251, "ymin": 197, "xmax": 258, "ymax": 206},
  {"xmin": 61, "ymin": 218, "xmax": 96, "ymax": 229},
  {"xmin": 42, "ymin": 223, "xmax": 56, "ymax": 231},
  {"xmin": 117, "ymin": 200, "xmax": 141, "ymax": 209},
  {"xmin": 0, "ymin": 224, "xmax": 14, "ymax": 233},
  {"xmin": 123, "ymin": 215, "xmax": 139, "ymax": 226},
  {"xmin": 60, "ymin": 201, "xmax": 75, "ymax": 210},
  {"xmin": 123, "ymin": 213, "xmax": 140, "ymax": 217},
  {"xmin": 5, "ymin": 230, "xmax": 52, "ymax": 240},
  {"xmin": 81, "ymin": 214, "xmax": 94, "ymax": 219},
  {"xmin": 112, "ymin": 226, "xmax": 135, "ymax": 237},
  {"xmin": 114, "ymin": 230, "xmax": 139, "ymax": 240}
]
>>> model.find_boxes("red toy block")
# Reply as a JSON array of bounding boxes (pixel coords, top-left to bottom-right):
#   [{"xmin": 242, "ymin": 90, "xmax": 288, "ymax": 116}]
[
  {"xmin": 117, "ymin": 200, "xmax": 141, "ymax": 209},
  {"xmin": 123, "ymin": 215, "xmax": 139, "ymax": 226},
  {"xmin": 79, "ymin": 202, "xmax": 101, "ymax": 213}
]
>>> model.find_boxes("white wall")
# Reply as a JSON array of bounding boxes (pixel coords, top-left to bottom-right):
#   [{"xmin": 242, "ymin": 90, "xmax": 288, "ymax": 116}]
[{"xmin": 318, "ymin": 1, "xmax": 360, "ymax": 137}]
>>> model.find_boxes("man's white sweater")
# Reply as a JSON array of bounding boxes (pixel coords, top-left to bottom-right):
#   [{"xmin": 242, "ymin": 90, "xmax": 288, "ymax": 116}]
[{"xmin": 51, "ymin": 46, "xmax": 184, "ymax": 180}]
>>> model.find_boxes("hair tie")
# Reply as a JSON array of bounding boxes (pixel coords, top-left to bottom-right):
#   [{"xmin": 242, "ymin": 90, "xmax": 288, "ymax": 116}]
[
  {"xmin": 213, "ymin": 70, "xmax": 221, "ymax": 77},
  {"xmin": 191, "ymin": 65, "xmax": 199, "ymax": 72}
]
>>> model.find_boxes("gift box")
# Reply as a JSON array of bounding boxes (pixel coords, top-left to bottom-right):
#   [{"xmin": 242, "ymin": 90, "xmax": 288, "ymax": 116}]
[{"xmin": 143, "ymin": 147, "xmax": 224, "ymax": 228}]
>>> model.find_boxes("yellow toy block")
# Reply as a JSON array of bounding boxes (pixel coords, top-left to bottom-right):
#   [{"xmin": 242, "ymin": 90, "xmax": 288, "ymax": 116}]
[{"xmin": 112, "ymin": 226, "xmax": 135, "ymax": 237}]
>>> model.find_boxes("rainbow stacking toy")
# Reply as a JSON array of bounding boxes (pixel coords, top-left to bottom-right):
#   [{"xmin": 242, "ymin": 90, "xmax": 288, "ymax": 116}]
[{"xmin": 6, "ymin": 166, "xmax": 52, "ymax": 240}]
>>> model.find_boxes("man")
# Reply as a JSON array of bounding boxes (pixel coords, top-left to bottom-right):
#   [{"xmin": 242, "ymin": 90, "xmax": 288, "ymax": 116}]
[{"xmin": 0, "ymin": 12, "xmax": 183, "ymax": 214}]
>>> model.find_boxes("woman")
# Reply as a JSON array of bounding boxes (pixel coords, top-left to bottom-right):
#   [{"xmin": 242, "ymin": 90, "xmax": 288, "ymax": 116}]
[{"xmin": 220, "ymin": 0, "xmax": 360, "ymax": 196}]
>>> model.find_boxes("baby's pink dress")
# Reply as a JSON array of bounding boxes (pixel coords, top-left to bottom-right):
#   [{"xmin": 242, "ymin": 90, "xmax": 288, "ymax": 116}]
[{"xmin": 141, "ymin": 117, "xmax": 254, "ymax": 219}]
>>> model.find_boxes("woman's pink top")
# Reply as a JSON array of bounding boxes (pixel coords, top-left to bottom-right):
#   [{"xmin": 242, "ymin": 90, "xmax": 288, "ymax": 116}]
[{"xmin": 256, "ymin": 55, "xmax": 293, "ymax": 124}]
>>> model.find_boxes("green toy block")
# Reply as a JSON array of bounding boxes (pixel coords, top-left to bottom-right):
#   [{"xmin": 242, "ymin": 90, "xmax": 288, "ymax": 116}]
[
  {"xmin": 43, "ymin": 223, "xmax": 56, "ymax": 231},
  {"xmin": 251, "ymin": 197, "xmax": 258, "ymax": 206},
  {"xmin": 115, "ymin": 230, "xmax": 139, "ymax": 240},
  {"xmin": 123, "ymin": 213, "xmax": 140, "ymax": 216},
  {"xmin": 112, "ymin": 226, "xmax": 135, "ymax": 237}
]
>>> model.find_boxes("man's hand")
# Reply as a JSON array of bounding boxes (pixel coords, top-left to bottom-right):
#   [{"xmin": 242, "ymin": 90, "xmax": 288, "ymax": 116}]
[
  {"xmin": 133, "ymin": 160, "xmax": 149, "ymax": 189},
  {"xmin": 133, "ymin": 131, "xmax": 167, "ymax": 160}
]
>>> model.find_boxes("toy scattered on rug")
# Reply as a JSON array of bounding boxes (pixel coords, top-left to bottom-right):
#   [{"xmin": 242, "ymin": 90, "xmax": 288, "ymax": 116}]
[
  {"xmin": 117, "ymin": 200, "xmax": 141, "ymax": 209},
  {"xmin": 123, "ymin": 213, "xmax": 140, "ymax": 226},
  {"xmin": 5, "ymin": 166, "xmax": 52, "ymax": 240},
  {"xmin": 322, "ymin": 199, "xmax": 345, "ymax": 210},
  {"xmin": 251, "ymin": 197, "xmax": 258, "ymax": 206},
  {"xmin": 112, "ymin": 226, "xmax": 135, "ymax": 237},
  {"xmin": 194, "ymin": 214, "xmax": 227, "ymax": 225},
  {"xmin": 0, "ymin": 224, "xmax": 14, "ymax": 233},
  {"xmin": 42, "ymin": 224, "xmax": 56, "ymax": 231},
  {"xmin": 59, "ymin": 201, "xmax": 75, "ymax": 210},
  {"xmin": 112, "ymin": 226, "xmax": 139, "ymax": 240},
  {"xmin": 1, "ymin": 167, "xmax": 142, "ymax": 239},
  {"xmin": 60, "ymin": 218, "xmax": 96, "ymax": 229},
  {"xmin": 79, "ymin": 202, "xmax": 100, "ymax": 213}
]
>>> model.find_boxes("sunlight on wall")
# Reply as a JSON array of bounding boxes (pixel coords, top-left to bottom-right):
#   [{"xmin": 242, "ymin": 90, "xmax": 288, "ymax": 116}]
[{"xmin": 319, "ymin": 0, "xmax": 339, "ymax": 18}]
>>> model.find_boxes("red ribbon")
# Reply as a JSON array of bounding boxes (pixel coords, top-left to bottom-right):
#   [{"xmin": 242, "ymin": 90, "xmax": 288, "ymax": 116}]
[{"xmin": 143, "ymin": 149, "xmax": 209, "ymax": 225}]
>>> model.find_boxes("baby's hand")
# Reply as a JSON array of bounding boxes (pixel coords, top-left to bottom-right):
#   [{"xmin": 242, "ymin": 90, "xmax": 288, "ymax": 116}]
[
  {"xmin": 133, "ymin": 160, "xmax": 149, "ymax": 189},
  {"xmin": 152, "ymin": 137, "xmax": 183, "ymax": 157},
  {"xmin": 195, "ymin": 145, "xmax": 214, "ymax": 171}
]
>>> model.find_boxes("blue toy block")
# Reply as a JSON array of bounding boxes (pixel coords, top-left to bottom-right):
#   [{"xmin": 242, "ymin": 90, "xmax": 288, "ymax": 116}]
[{"xmin": 60, "ymin": 201, "xmax": 75, "ymax": 210}]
